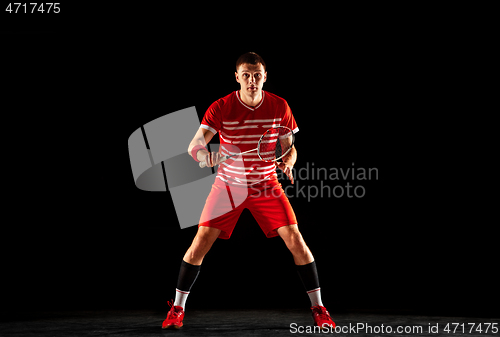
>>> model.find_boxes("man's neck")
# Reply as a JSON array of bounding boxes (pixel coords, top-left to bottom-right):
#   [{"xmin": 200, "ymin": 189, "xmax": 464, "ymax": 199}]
[{"xmin": 239, "ymin": 90, "xmax": 263, "ymax": 107}]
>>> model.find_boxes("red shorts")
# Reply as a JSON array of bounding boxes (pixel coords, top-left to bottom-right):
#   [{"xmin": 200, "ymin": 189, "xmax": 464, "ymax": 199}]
[{"xmin": 199, "ymin": 180, "xmax": 297, "ymax": 239}]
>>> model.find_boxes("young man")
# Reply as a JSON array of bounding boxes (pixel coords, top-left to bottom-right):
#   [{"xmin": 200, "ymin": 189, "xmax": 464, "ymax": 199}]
[{"xmin": 162, "ymin": 52, "xmax": 335, "ymax": 329}]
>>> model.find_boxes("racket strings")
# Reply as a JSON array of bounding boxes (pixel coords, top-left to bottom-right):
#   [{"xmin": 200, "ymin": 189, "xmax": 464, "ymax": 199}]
[{"xmin": 258, "ymin": 127, "xmax": 293, "ymax": 162}]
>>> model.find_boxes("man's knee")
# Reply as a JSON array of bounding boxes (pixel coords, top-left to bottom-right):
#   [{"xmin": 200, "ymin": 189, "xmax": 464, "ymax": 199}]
[
  {"xmin": 290, "ymin": 237, "xmax": 308, "ymax": 255},
  {"xmin": 278, "ymin": 225, "xmax": 306, "ymax": 249},
  {"xmin": 186, "ymin": 227, "xmax": 220, "ymax": 261}
]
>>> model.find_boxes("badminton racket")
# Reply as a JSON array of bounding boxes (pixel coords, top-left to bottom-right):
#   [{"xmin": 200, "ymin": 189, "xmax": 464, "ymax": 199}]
[{"xmin": 199, "ymin": 126, "xmax": 295, "ymax": 168}]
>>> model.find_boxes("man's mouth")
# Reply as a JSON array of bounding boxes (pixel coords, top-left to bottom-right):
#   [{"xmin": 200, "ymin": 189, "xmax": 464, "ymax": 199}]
[{"xmin": 248, "ymin": 86, "xmax": 257, "ymax": 90}]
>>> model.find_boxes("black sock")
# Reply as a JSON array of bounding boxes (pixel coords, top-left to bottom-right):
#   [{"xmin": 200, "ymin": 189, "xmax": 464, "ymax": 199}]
[
  {"xmin": 296, "ymin": 261, "xmax": 320, "ymax": 292},
  {"xmin": 176, "ymin": 260, "xmax": 201, "ymax": 292}
]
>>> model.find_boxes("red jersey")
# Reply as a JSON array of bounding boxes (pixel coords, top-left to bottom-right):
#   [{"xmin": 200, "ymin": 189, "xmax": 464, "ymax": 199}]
[{"xmin": 200, "ymin": 90, "xmax": 298, "ymax": 190}]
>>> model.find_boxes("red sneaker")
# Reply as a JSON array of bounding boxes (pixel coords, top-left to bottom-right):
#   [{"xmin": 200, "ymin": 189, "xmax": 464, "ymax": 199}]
[
  {"xmin": 311, "ymin": 305, "xmax": 335, "ymax": 329},
  {"xmin": 162, "ymin": 301, "xmax": 185, "ymax": 329}
]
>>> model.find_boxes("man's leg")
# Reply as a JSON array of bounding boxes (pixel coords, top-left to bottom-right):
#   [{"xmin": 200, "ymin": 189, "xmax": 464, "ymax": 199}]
[
  {"xmin": 163, "ymin": 226, "xmax": 220, "ymax": 329},
  {"xmin": 175, "ymin": 226, "xmax": 221, "ymax": 308},
  {"xmin": 277, "ymin": 224, "xmax": 322, "ymax": 305},
  {"xmin": 277, "ymin": 224, "xmax": 335, "ymax": 328}
]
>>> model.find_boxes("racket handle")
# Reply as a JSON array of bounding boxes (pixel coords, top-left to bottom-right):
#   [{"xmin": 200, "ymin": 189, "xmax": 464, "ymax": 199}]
[{"xmin": 199, "ymin": 155, "xmax": 229, "ymax": 168}]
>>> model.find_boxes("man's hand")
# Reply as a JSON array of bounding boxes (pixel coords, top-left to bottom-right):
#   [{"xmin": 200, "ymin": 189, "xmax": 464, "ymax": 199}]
[
  {"xmin": 276, "ymin": 162, "xmax": 294, "ymax": 184},
  {"xmin": 198, "ymin": 149, "xmax": 221, "ymax": 168}
]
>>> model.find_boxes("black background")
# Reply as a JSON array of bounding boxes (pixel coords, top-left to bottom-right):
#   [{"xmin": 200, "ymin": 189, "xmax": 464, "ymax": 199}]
[{"xmin": 1, "ymin": 4, "xmax": 497, "ymax": 318}]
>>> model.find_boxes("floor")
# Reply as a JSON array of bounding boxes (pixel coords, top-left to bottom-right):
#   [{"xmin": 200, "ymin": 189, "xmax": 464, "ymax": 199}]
[{"xmin": 1, "ymin": 309, "xmax": 499, "ymax": 337}]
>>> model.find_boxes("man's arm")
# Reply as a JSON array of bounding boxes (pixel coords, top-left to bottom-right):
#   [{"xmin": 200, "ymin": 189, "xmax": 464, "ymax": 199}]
[
  {"xmin": 187, "ymin": 127, "xmax": 220, "ymax": 167},
  {"xmin": 277, "ymin": 146, "xmax": 296, "ymax": 184}
]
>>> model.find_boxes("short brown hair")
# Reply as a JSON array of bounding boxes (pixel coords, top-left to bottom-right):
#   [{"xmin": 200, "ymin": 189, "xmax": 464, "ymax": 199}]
[{"xmin": 236, "ymin": 52, "xmax": 266, "ymax": 72}]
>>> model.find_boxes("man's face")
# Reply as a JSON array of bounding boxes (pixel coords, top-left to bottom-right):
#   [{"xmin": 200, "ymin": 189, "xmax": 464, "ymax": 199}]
[{"xmin": 235, "ymin": 63, "xmax": 267, "ymax": 95}]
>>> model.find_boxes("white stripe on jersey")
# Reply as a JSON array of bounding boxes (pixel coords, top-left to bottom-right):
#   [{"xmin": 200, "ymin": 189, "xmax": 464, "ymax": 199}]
[
  {"xmin": 235, "ymin": 139, "xmax": 260, "ymax": 144},
  {"xmin": 231, "ymin": 140, "xmax": 259, "ymax": 145},
  {"xmin": 220, "ymin": 163, "xmax": 247, "ymax": 170},
  {"xmin": 218, "ymin": 171, "xmax": 271, "ymax": 183},
  {"xmin": 221, "ymin": 145, "xmax": 241, "ymax": 155},
  {"xmin": 257, "ymin": 164, "xmax": 276, "ymax": 170},
  {"xmin": 221, "ymin": 162, "xmax": 275, "ymax": 171},
  {"xmin": 247, "ymin": 168, "xmax": 277, "ymax": 175},
  {"xmin": 219, "ymin": 133, "xmax": 231, "ymax": 143},
  {"xmin": 243, "ymin": 118, "xmax": 282, "ymax": 123},
  {"xmin": 260, "ymin": 139, "xmax": 278, "ymax": 144},
  {"xmin": 258, "ymin": 150, "xmax": 275, "ymax": 156},
  {"xmin": 216, "ymin": 175, "xmax": 274, "ymax": 186},
  {"xmin": 221, "ymin": 145, "xmax": 270, "ymax": 157},
  {"xmin": 279, "ymin": 131, "xmax": 293, "ymax": 139},
  {"xmin": 224, "ymin": 125, "xmax": 259, "ymax": 130},
  {"xmin": 222, "ymin": 133, "xmax": 261, "ymax": 138},
  {"xmin": 221, "ymin": 166, "xmax": 276, "ymax": 175},
  {"xmin": 221, "ymin": 167, "xmax": 252, "ymax": 175}
]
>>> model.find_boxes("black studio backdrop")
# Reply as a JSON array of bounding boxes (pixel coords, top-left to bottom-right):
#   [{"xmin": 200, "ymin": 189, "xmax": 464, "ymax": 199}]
[{"xmin": 2, "ymin": 7, "xmax": 497, "ymax": 318}]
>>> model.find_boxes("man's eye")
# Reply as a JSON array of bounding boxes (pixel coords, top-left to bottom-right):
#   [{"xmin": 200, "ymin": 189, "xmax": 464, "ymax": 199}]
[
  {"xmin": 243, "ymin": 74, "xmax": 249, "ymax": 78},
  {"xmin": 255, "ymin": 74, "xmax": 261, "ymax": 78}
]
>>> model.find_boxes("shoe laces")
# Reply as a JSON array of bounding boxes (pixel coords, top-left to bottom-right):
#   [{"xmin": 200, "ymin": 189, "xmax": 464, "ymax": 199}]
[
  {"xmin": 167, "ymin": 300, "xmax": 181, "ymax": 319},
  {"xmin": 312, "ymin": 305, "xmax": 331, "ymax": 320}
]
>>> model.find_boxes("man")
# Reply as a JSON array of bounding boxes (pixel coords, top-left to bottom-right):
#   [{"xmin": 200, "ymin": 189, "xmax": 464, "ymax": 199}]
[{"xmin": 162, "ymin": 52, "xmax": 335, "ymax": 329}]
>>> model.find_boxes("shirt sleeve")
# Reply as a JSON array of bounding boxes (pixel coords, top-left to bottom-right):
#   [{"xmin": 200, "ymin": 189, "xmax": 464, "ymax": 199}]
[
  {"xmin": 281, "ymin": 101, "xmax": 299, "ymax": 133},
  {"xmin": 200, "ymin": 100, "xmax": 222, "ymax": 135}
]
